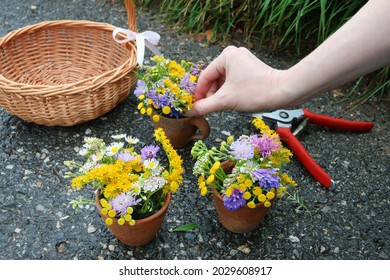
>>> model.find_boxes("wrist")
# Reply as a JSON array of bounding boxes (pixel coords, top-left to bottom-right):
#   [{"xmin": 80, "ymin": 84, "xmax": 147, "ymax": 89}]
[
  {"xmin": 274, "ymin": 69, "xmax": 306, "ymax": 108},
  {"xmin": 278, "ymin": 63, "xmax": 325, "ymax": 107}
]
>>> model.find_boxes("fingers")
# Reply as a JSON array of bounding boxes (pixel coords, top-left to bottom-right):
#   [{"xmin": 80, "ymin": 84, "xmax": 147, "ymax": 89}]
[
  {"xmin": 187, "ymin": 82, "xmax": 234, "ymax": 117},
  {"xmin": 194, "ymin": 48, "xmax": 231, "ymax": 100},
  {"xmin": 186, "ymin": 94, "xmax": 221, "ymax": 117}
]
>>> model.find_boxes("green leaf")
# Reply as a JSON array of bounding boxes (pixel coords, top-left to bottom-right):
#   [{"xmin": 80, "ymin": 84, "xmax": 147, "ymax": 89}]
[{"xmin": 171, "ymin": 223, "xmax": 200, "ymax": 232}]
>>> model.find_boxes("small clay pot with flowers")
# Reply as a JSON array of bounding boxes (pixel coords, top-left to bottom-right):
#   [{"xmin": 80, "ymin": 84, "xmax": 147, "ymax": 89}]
[
  {"xmin": 64, "ymin": 128, "xmax": 184, "ymax": 246},
  {"xmin": 191, "ymin": 118, "xmax": 297, "ymax": 233},
  {"xmin": 133, "ymin": 55, "xmax": 210, "ymax": 148}
]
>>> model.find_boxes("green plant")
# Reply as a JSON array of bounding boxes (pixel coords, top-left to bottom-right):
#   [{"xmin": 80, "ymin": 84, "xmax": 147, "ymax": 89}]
[
  {"xmin": 286, "ymin": 191, "xmax": 309, "ymax": 214},
  {"xmin": 134, "ymin": 55, "xmax": 205, "ymax": 121},
  {"xmin": 171, "ymin": 223, "xmax": 200, "ymax": 232},
  {"xmin": 64, "ymin": 129, "xmax": 184, "ymax": 226},
  {"xmin": 191, "ymin": 118, "xmax": 297, "ymax": 211},
  {"xmin": 338, "ymin": 66, "xmax": 390, "ymax": 109}
]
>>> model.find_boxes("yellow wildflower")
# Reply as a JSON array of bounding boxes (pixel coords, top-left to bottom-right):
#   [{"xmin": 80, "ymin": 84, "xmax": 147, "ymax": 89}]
[
  {"xmin": 244, "ymin": 179, "xmax": 253, "ymax": 187},
  {"xmin": 247, "ymin": 201, "xmax": 256, "ymax": 208},
  {"xmin": 252, "ymin": 187, "xmax": 262, "ymax": 196},
  {"xmin": 162, "ymin": 106, "xmax": 171, "ymax": 115},
  {"xmin": 266, "ymin": 191, "xmax": 275, "ymax": 200},
  {"xmin": 198, "ymin": 181, "xmax": 206, "ymax": 189},
  {"xmin": 258, "ymin": 194, "xmax": 267, "ymax": 203},
  {"xmin": 117, "ymin": 218, "xmax": 125, "ymax": 226},
  {"xmin": 280, "ymin": 173, "xmax": 298, "ymax": 187},
  {"xmin": 124, "ymin": 214, "xmax": 132, "ymax": 221},
  {"xmin": 206, "ymin": 175, "xmax": 215, "ymax": 184},
  {"xmin": 238, "ymin": 183, "xmax": 247, "ymax": 192},
  {"xmin": 225, "ymin": 186, "xmax": 233, "ymax": 197},
  {"xmin": 264, "ymin": 201, "xmax": 272, "ymax": 208},
  {"xmin": 108, "ymin": 209, "xmax": 116, "ymax": 218},
  {"xmin": 212, "ymin": 161, "xmax": 221, "ymax": 170},
  {"xmin": 170, "ymin": 181, "xmax": 179, "ymax": 192},
  {"xmin": 105, "ymin": 217, "xmax": 113, "ymax": 226},
  {"xmin": 168, "ymin": 60, "xmax": 185, "ymax": 78},
  {"xmin": 243, "ymin": 191, "xmax": 251, "ymax": 200}
]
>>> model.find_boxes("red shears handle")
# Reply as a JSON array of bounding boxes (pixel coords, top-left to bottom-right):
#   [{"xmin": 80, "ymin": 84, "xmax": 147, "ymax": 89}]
[
  {"xmin": 276, "ymin": 126, "xmax": 333, "ymax": 188},
  {"xmin": 302, "ymin": 108, "xmax": 374, "ymax": 131}
]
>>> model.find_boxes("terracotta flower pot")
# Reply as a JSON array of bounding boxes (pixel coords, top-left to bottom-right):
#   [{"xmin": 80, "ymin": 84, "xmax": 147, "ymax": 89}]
[
  {"xmin": 95, "ymin": 191, "xmax": 171, "ymax": 246},
  {"xmin": 152, "ymin": 115, "xmax": 210, "ymax": 148},
  {"xmin": 211, "ymin": 160, "xmax": 275, "ymax": 234}
]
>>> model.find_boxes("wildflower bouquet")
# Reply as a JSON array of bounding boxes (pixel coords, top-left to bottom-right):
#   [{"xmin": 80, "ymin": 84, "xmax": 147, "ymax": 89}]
[
  {"xmin": 134, "ymin": 55, "xmax": 206, "ymax": 121},
  {"xmin": 64, "ymin": 128, "xmax": 183, "ymax": 226},
  {"xmin": 191, "ymin": 118, "xmax": 297, "ymax": 211}
]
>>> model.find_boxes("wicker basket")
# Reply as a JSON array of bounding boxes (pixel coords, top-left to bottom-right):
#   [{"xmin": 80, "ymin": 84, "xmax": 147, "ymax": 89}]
[{"xmin": 0, "ymin": 0, "xmax": 138, "ymax": 126}]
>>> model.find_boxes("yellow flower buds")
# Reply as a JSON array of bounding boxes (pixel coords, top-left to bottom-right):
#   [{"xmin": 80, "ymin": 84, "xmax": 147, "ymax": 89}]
[
  {"xmin": 105, "ymin": 217, "xmax": 113, "ymax": 226},
  {"xmin": 247, "ymin": 201, "xmax": 256, "ymax": 208},
  {"xmin": 206, "ymin": 175, "xmax": 215, "ymax": 184},
  {"xmin": 162, "ymin": 106, "xmax": 171, "ymax": 115}
]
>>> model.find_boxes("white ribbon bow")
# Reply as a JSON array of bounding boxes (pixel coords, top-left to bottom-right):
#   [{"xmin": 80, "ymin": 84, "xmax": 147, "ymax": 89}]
[{"xmin": 113, "ymin": 28, "xmax": 161, "ymax": 65}]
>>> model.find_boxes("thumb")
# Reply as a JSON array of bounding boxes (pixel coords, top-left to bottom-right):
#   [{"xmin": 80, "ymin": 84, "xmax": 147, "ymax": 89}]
[{"xmin": 187, "ymin": 88, "xmax": 230, "ymax": 117}]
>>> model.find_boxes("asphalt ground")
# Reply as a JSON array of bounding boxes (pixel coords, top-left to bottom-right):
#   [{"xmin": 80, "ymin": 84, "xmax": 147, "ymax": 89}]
[{"xmin": 0, "ymin": 0, "xmax": 389, "ymax": 262}]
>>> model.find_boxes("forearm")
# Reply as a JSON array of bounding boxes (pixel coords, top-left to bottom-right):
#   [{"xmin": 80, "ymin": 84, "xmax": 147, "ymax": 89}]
[{"xmin": 281, "ymin": 0, "xmax": 390, "ymax": 105}]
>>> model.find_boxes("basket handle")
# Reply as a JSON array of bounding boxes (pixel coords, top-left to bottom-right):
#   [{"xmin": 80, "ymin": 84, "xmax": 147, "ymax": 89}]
[{"xmin": 125, "ymin": 0, "xmax": 137, "ymax": 31}]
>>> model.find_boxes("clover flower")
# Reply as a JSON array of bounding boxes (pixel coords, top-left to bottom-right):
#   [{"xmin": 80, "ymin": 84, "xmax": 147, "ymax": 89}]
[
  {"xmin": 252, "ymin": 134, "xmax": 281, "ymax": 158},
  {"xmin": 110, "ymin": 192, "xmax": 142, "ymax": 215},
  {"xmin": 223, "ymin": 188, "xmax": 247, "ymax": 211},
  {"xmin": 134, "ymin": 80, "xmax": 146, "ymax": 97},
  {"xmin": 140, "ymin": 145, "xmax": 160, "ymax": 160},
  {"xmin": 229, "ymin": 136, "xmax": 254, "ymax": 160},
  {"xmin": 180, "ymin": 74, "xmax": 196, "ymax": 94},
  {"xmin": 251, "ymin": 168, "xmax": 281, "ymax": 191},
  {"xmin": 115, "ymin": 152, "xmax": 137, "ymax": 163},
  {"xmin": 140, "ymin": 175, "xmax": 167, "ymax": 192}
]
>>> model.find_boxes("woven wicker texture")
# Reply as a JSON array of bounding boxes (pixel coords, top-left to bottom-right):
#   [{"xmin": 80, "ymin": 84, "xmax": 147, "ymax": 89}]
[{"xmin": 0, "ymin": 0, "xmax": 137, "ymax": 126}]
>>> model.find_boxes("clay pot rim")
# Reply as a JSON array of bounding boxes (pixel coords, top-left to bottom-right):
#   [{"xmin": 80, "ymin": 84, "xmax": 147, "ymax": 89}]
[{"xmin": 95, "ymin": 190, "xmax": 172, "ymax": 225}]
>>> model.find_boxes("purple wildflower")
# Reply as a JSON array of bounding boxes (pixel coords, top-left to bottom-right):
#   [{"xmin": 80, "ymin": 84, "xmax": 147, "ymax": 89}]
[
  {"xmin": 229, "ymin": 138, "xmax": 254, "ymax": 160},
  {"xmin": 109, "ymin": 192, "xmax": 142, "ymax": 215},
  {"xmin": 170, "ymin": 110, "xmax": 180, "ymax": 118},
  {"xmin": 251, "ymin": 169, "xmax": 280, "ymax": 190},
  {"xmin": 134, "ymin": 80, "xmax": 146, "ymax": 97},
  {"xmin": 252, "ymin": 134, "xmax": 281, "ymax": 158},
  {"xmin": 146, "ymin": 90, "xmax": 170, "ymax": 109},
  {"xmin": 190, "ymin": 61, "xmax": 206, "ymax": 76},
  {"xmin": 223, "ymin": 188, "xmax": 247, "ymax": 211},
  {"xmin": 140, "ymin": 145, "xmax": 160, "ymax": 160},
  {"xmin": 115, "ymin": 152, "xmax": 137, "ymax": 162},
  {"xmin": 180, "ymin": 74, "xmax": 196, "ymax": 94}
]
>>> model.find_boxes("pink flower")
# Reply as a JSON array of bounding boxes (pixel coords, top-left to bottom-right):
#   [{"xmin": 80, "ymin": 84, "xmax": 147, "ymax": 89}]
[{"xmin": 251, "ymin": 134, "xmax": 281, "ymax": 158}]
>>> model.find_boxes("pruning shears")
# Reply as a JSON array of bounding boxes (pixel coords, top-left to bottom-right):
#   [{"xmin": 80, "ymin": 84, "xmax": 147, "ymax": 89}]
[{"xmin": 246, "ymin": 108, "xmax": 374, "ymax": 189}]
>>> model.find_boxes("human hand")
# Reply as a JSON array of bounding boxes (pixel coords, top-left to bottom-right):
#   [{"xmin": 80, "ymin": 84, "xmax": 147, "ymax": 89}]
[{"xmin": 187, "ymin": 46, "xmax": 290, "ymax": 117}]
